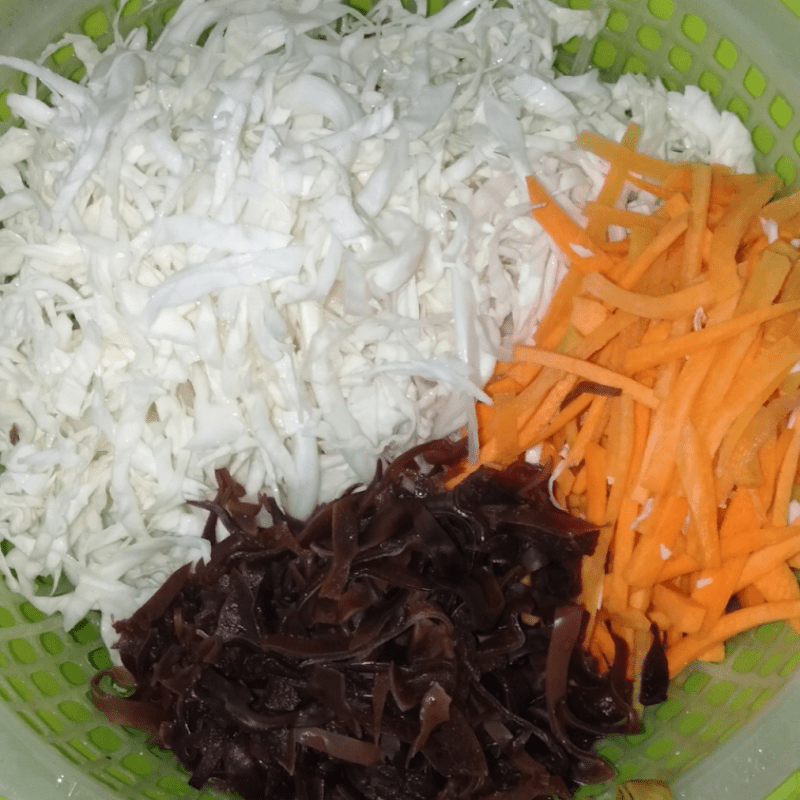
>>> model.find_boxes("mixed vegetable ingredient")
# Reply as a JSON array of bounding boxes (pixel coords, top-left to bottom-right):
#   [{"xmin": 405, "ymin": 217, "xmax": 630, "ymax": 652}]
[
  {"xmin": 0, "ymin": 0, "xmax": 797, "ymax": 796},
  {"xmin": 0, "ymin": 0, "xmax": 755, "ymax": 648},
  {"xmin": 448, "ymin": 128, "xmax": 800, "ymax": 682},
  {"xmin": 92, "ymin": 125, "xmax": 800, "ymax": 798}
]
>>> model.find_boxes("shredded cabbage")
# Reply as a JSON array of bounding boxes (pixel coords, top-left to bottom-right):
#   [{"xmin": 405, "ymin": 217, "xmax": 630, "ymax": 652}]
[{"xmin": 0, "ymin": 0, "xmax": 754, "ymax": 647}]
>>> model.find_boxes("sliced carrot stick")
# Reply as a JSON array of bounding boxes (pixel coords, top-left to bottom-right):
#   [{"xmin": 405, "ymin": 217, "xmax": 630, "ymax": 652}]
[
  {"xmin": 535, "ymin": 266, "xmax": 586, "ymax": 348},
  {"xmin": 625, "ymin": 495, "xmax": 689, "ymax": 588},
  {"xmin": 577, "ymin": 130, "xmax": 679, "ymax": 182},
  {"xmin": 657, "ymin": 553, "xmax": 702, "ymax": 583},
  {"xmin": 735, "ymin": 534, "xmax": 800, "ymax": 590},
  {"xmin": 772, "ymin": 422, "xmax": 800, "ymax": 526},
  {"xmin": 584, "ymin": 202, "xmax": 668, "ymax": 233},
  {"xmin": 738, "ymin": 584, "xmax": 768, "ymax": 608},
  {"xmin": 582, "ymin": 272, "xmax": 718, "ymax": 320},
  {"xmin": 511, "ymin": 345, "xmax": 660, "ymax": 409},
  {"xmin": 682, "ymin": 164, "xmax": 712, "ymax": 283},
  {"xmin": 570, "ymin": 295, "xmax": 609, "ymax": 336},
  {"xmin": 525, "ymin": 392, "xmax": 593, "ymax": 448},
  {"xmin": 752, "ymin": 562, "xmax": 800, "ymax": 633},
  {"xmin": 623, "ymin": 298, "xmax": 800, "ymax": 375},
  {"xmin": 585, "ymin": 123, "xmax": 643, "ymax": 245},
  {"xmin": 762, "ymin": 188, "xmax": 800, "ymax": 223},
  {"xmin": 706, "ymin": 175, "xmax": 782, "ymax": 289},
  {"xmin": 584, "ymin": 441, "xmax": 608, "ymax": 526},
  {"xmin": 692, "ymin": 554, "xmax": 747, "ymax": 634},
  {"xmin": 606, "ymin": 394, "xmax": 634, "ymax": 524},
  {"xmin": 697, "ymin": 643, "xmax": 727, "ymax": 663},
  {"xmin": 667, "ymin": 600, "xmax": 800, "ymax": 676},
  {"xmin": 719, "ymin": 525, "xmax": 798, "ymax": 559},
  {"xmin": 527, "ymin": 175, "xmax": 615, "ymax": 275},
  {"xmin": 651, "ymin": 583, "xmax": 706, "ymax": 634},
  {"xmin": 618, "ymin": 210, "xmax": 689, "ymax": 291},
  {"xmin": 636, "ymin": 347, "xmax": 717, "ymax": 495},
  {"xmin": 675, "ymin": 419, "xmax": 721, "ymax": 569},
  {"xmin": 513, "ymin": 374, "xmax": 577, "ymax": 453},
  {"xmin": 565, "ymin": 395, "xmax": 610, "ymax": 468}
]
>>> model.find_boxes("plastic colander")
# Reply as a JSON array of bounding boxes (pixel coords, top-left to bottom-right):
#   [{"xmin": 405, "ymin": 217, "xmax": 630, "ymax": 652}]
[{"xmin": 1, "ymin": 1, "xmax": 800, "ymax": 799}]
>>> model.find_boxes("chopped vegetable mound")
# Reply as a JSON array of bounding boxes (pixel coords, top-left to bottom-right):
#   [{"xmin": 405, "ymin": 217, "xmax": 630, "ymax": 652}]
[{"xmin": 92, "ymin": 439, "xmax": 661, "ymax": 800}]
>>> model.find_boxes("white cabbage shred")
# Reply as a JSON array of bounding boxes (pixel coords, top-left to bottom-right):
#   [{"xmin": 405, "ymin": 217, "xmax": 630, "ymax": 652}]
[{"xmin": 0, "ymin": 0, "xmax": 754, "ymax": 646}]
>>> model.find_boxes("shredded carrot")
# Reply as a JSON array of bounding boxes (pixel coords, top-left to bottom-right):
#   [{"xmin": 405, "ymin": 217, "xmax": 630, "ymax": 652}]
[
  {"xmin": 624, "ymin": 299, "xmax": 800, "ymax": 375},
  {"xmin": 675, "ymin": 420, "xmax": 721, "ymax": 569},
  {"xmin": 447, "ymin": 130, "xmax": 800, "ymax": 680},
  {"xmin": 667, "ymin": 600, "xmax": 800, "ymax": 675},
  {"xmin": 772, "ymin": 422, "xmax": 800, "ymax": 526},
  {"xmin": 582, "ymin": 272, "xmax": 718, "ymax": 320},
  {"xmin": 651, "ymin": 583, "xmax": 706, "ymax": 634},
  {"xmin": 510, "ymin": 345, "xmax": 660, "ymax": 409}
]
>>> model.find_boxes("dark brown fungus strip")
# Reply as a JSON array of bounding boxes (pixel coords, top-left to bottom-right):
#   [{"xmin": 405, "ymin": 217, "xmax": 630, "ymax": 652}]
[
  {"xmin": 640, "ymin": 623, "xmax": 670, "ymax": 706},
  {"xmin": 93, "ymin": 438, "xmax": 653, "ymax": 800},
  {"xmin": 559, "ymin": 380, "xmax": 622, "ymax": 410}
]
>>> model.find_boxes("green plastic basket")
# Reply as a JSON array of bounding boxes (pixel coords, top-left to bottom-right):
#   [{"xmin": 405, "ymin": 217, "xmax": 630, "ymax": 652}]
[{"xmin": 1, "ymin": 1, "xmax": 800, "ymax": 799}]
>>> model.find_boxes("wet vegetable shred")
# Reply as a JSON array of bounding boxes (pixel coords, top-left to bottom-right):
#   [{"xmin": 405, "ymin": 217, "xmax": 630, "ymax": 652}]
[{"xmin": 93, "ymin": 439, "xmax": 666, "ymax": 799}]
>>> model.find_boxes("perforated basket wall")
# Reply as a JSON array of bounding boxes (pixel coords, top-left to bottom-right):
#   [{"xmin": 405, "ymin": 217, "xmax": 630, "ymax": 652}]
[{"xmin": 2, "ymin": 2, "xmax": 800, "ymax": 800}]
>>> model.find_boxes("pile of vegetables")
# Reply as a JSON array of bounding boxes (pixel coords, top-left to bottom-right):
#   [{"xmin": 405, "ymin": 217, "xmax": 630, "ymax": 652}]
[
  {"xmin": 0, "ymin": 0, "xmax": 757, "ymax": 647},
  {"xmin": 450, "ymin": 125, "xmax": 800, "ymax": 682},
  {"xmin": 92, "ymin": 439, "xmax": 669, "ymax": 800},
  {"xmin": 89, "ymin": 123, "xmax": 800, "ymax": 799}
]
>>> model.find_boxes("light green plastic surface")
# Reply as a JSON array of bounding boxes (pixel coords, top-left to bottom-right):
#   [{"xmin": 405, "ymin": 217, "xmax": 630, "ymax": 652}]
[{"xmin": 1, "ymin": 1, "xmax": 800, "ymax": 800}]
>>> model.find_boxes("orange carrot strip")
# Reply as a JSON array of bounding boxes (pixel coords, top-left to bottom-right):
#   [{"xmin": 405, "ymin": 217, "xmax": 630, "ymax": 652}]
[
  {"xmin": 618, "ymin": 210, "xmax": 689, "ymax": 291},
  {"xmin": 752, "ymin": 563, "xmax": 800, "ymax": 633},
  {"xmin": 565, "ymin": 395, "xmax": 610, "ymax": 468},
  {"xmin": 697, "ymin": 644, "xmax": 726, "ymax": 662},
  {"xmin": 524, "ymin": 392, "xmax": 593, "ymax": 448},
  {"xmin": 651, "ymin": 584, "xmax": 706, "ymax": 634},
  {"xmin": 637, "ymin": 346, "xmax": 717, "ymax": 494},
  {"xmin": 657, "ymin": 553, "xmax": 702, "ymax": 583},
  {"xmin": 577, "ymin": 130, "xmax": 679, "ymax": 182},
  {"xmin": 624, "ymin": 173, "xmax": 675, "ymax": 201},
  {"xmin": 719, "ymin": 526, "xmax": 798, "ymax": 559},
  {"xmin": 535, "ymin": 267, "xmax": 585, "ymax": 348},
  {"xmin": 738, "ymin": 584, "xmax": 768, "ymax": 608},
  {"xmin": 675, "ymin": 419, "xmax": 721, "ymax": 569},
  {"xmin": 605, "ymin": 395, "xmax": 634, "ymax": 524},
  {"xmin": 606, "ymin": 496, "xmax": 639, "ymax": 620},
  {"xmin": 762, "ymin": 188, "xmax": 800, "ymax": 223},
  {"xmin": 772, "ymin": 423, "xmax": 800, "ymax": 526},
  {"xmin": 691, "ymin": 328, "xmax": 762, "ymax": 440},
  {"xmin": 511, "ymin": 344, "xmax": 660, "ymax": 409},
  {"xmin": 513, "ymin": 375, "xmax": 577, "ymax": 453},
  {"xmin": 695, "ymin": 556, "xmax": 748, "ymax": 633},
  {"xmin": 735, "ymin": 534, "xmax": 800, "ymax": 590},
  {"xmin": 584, "ymin": 441, "xmax": 608, "ymax": 526},
  {"xmin": 625, "ymin": 495, "xmax": 689, "ymax": 587},
  {"xmin": 526, "ymin": 176, "xmax": 614, "ymax": 275},
  {"xmin": 667, "ymin": 600, "xmax": 800, "ymax": 676},
  {"xmin": 584, "ymin": 202, "xmax": 668, "ymax": 233},
  {"xmin": 570, "ymin": 295, "xmax": 609, "ymax": 336},
  {"xmin": 682, "ymin": 164, "xmax": 712, "ymax": 283},
  {"xmin": 713, "ymin": 359, "xmax": 800, "ymax": 493},
  {"xmin": 574, "ymin": 310, "xmax": 639, "ymax": 360},
  {"xmin": 581, "ymin": 524, "xmax": 614, "ymax": 647},
  {"xmin": 706, "ymin": 175, "xmax": 782, "ymax": 289},
  {"xmin": 490, "ymin": 393, "xmax": 520, "ymax": 464},
  {"xmin": 582, "ymin": 272, "xmax": 718, "ymax": 320},
  {"xmin": 585, "ymin": 124, "xmax": 643, "ymax": 244},
  {"xmin": 624, "ymin": 298, "xmax": 800, "ymax": 375},
  {"xmin": 484, "ymin": 375, "xmax": 524, "ymax": 399}
]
